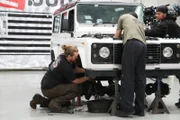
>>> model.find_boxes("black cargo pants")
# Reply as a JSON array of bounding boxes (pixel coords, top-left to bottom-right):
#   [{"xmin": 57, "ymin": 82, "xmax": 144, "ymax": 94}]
[{"xmin": 120, "ymin": 39, "xmax": 147, "ymax": 113}]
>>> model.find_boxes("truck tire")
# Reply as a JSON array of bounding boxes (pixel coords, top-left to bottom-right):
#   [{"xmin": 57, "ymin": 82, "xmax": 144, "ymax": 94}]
[{"xmin": 76, "ymin": 55, "xmax": 83, "ymax": 68}]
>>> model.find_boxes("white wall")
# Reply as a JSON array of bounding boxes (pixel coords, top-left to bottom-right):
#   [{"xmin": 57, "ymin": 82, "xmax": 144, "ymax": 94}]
[{"xmin": 0, "ymin": 0, "xmax": 61, "ymax": 13}]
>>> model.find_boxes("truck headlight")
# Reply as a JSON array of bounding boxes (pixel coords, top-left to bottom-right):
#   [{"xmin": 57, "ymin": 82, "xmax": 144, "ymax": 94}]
[
  {"xmin": 163, "ymin": 47, "xmax": 173, "ymax": 58},
  {"xmin": 91, "ymin": 43, "xmax": 113, "ymax": 64},
  {"xmin": 99, "ymin": 47, "xmax": 110, "ymax": 58}
]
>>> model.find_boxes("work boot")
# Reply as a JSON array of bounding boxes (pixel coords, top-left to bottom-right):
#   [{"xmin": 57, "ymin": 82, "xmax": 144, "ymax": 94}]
[
  {"xmin": 40, "ymin": 99, "xmax": 50, "ymax": 108},
  {"xmin": 115, "ymin": 110, "xmax": 134, "ymax": 117},
  {"xmin": 133, "ymin": 112, "xmax": 145, "ymax": 117},
  {"xmin": 49, "ymin": 99, "xmax": 73, "ymax": 113},
  {"xmin": 49, "ymin": 99, "xmax": 63, "ymax": 112},
  {"xmin": 61, "ymin": 101, "xmax": 71, "ymax": 107},
  {"xmin": 30, "ymin": 94, "xmax": 44, "ymax": 109}
]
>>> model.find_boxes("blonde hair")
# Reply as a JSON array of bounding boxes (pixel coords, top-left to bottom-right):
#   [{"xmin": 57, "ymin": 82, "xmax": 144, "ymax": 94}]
[{"xmin": 61, "ymin": 45, "xmax": 78, "ymax": 57}]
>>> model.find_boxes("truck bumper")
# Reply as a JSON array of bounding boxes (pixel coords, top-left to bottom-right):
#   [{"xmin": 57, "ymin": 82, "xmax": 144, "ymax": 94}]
[
  {"xmin": 85, "ymin": 69, "xmax": 121, "ymax": 78},
  {"xmin": 85, "ymin": 69, "xmax": 180, "ymax": 78},
  {"xmin": 146, "ymin": 69, "xmax": 180, "ymax": 77}
]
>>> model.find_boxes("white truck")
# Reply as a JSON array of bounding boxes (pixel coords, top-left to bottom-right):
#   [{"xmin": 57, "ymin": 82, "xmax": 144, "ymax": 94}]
[{"xmin": 50, "ymin": 0, "xmax": 180, "ymax": 79}]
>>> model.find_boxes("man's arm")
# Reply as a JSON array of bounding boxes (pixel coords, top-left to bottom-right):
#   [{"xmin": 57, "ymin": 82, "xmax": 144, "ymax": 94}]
[
  {"xmin": 145, "ymin": 22, "xmax": 167, "ymax": 37},
  {"xmin": 114, "ymin": 16, "xmax": 122, "ymax": 39},
  {"xmin": 73, "ymin": 66, "xmax": 85, "ymax": 73},
  {"xmin": 114, "ymin": 29, "xmax": 121, "ymax": 38},
  {"xmin": 72, "ymin": 77, "xmax": 90, "ymax": 84}
]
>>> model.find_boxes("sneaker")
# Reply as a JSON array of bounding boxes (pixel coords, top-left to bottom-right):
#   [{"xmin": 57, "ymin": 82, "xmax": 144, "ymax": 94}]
[
  {"xmin": 30, "ymin": 94, "xmax": 43, "ymax": 109},
  {"xmin": 175, "ymin": 99, "xmax": 180, "ymax": 108}
]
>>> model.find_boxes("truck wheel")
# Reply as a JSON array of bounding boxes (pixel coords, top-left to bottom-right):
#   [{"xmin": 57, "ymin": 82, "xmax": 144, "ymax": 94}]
[
  {"xmin": 76, "ymin": 55, "xmax": 82, "ymax": 68},
  {"xmin": 50, "ymin": 50, "xmax": 55, "ymax": 62}
]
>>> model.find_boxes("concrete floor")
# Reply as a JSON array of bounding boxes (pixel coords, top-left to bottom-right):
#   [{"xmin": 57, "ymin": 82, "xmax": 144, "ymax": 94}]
[{"xmin": 0, "ymin": 71, "xmax": 180, "ymax": 120}]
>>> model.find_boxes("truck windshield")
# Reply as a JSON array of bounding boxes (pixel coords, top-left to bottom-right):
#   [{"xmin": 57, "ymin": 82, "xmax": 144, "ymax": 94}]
[{"xmin": 77, "ymin": 4, "xmax": 143, "ymax": 24}]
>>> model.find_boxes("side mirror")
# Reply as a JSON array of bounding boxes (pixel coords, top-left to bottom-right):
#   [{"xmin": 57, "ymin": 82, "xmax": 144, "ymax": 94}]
[{"xmin": 62, "ymin": 19, "xmax": 69, "ymax": 31}]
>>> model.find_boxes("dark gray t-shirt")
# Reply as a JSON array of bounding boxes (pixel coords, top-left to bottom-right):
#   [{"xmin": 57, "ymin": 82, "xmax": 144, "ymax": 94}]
[
  {"xmin": 41, "ymin": 54, "xmax": 76, "ymax": 90},
  {"xmin": 117, "ymin": 14, "xmax": 146, "ymax": 44}
]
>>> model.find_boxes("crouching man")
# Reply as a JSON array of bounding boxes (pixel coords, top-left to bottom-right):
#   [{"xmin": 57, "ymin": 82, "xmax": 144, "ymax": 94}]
[{"xmin": 30, "ymin": 45, "xmax": 92, "ymax": 112}]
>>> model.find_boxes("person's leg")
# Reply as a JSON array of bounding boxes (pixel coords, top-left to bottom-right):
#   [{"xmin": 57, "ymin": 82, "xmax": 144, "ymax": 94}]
[
  {"xmin": 119, "ymin": 40, "xmax": 137, "ymax": 114},
  {"xmin": 134, "ymin": 43, "xmax": 147, "ymax": 116},
  {"xmin": 42, "ymin": 84, "xmax": 82, "ymax": 111},
  {"xmin": 49, "ymin": 92, "xmax": 79, "ymax": 111}
]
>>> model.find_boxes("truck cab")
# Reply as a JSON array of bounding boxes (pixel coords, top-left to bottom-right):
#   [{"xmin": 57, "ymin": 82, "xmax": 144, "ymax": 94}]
[{"xmin": 51, "ymin": 1, "xmax": 180, "ymax": 79}]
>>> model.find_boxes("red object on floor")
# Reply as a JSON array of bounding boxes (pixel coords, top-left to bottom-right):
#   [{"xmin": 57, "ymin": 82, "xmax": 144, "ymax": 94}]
[{"xmin": 77, "ymin": 96, "xmax": 81, "ymax": 106}]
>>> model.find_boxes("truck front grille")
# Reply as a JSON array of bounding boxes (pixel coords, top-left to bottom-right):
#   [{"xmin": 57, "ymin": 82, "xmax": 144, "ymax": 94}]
[
  {"xmin": 113, "ymin": 44, "xmax": 123, "ymax": 64},
  {"xmin": 146, "ymin": 44, "xmax": 160, "ymax": 63},
  {"xmin": 113, "ymin": 44, "xmax": 161, "ymax": 64}
]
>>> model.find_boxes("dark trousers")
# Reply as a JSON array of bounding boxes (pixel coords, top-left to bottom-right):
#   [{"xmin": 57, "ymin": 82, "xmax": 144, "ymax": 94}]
[
  {"xmin": 42, "ymin": 84, "xmax": 82, "ymax": 106},
  {"xmin": 120, "ymin": 39, "xmax": 147, "ymax": 113}
]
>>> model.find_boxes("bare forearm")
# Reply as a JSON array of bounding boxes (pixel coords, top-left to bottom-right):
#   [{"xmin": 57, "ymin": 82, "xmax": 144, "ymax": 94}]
[
  {"xmin": 72, "ymin": 77, "xmax": 89, "ymax": 84},
  {"xmin": 114, "ymin": 29, "xmax": 121, "ymax": 38},
  {"xmin": 74, "ymin": 67, "xmax": 85, "ymax": 73}
]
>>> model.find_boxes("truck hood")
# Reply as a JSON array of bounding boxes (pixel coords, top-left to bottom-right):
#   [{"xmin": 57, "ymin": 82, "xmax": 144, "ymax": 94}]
[{"xmin": 76, "ymin": 25, "xmax": 117, "ymax": 37}]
